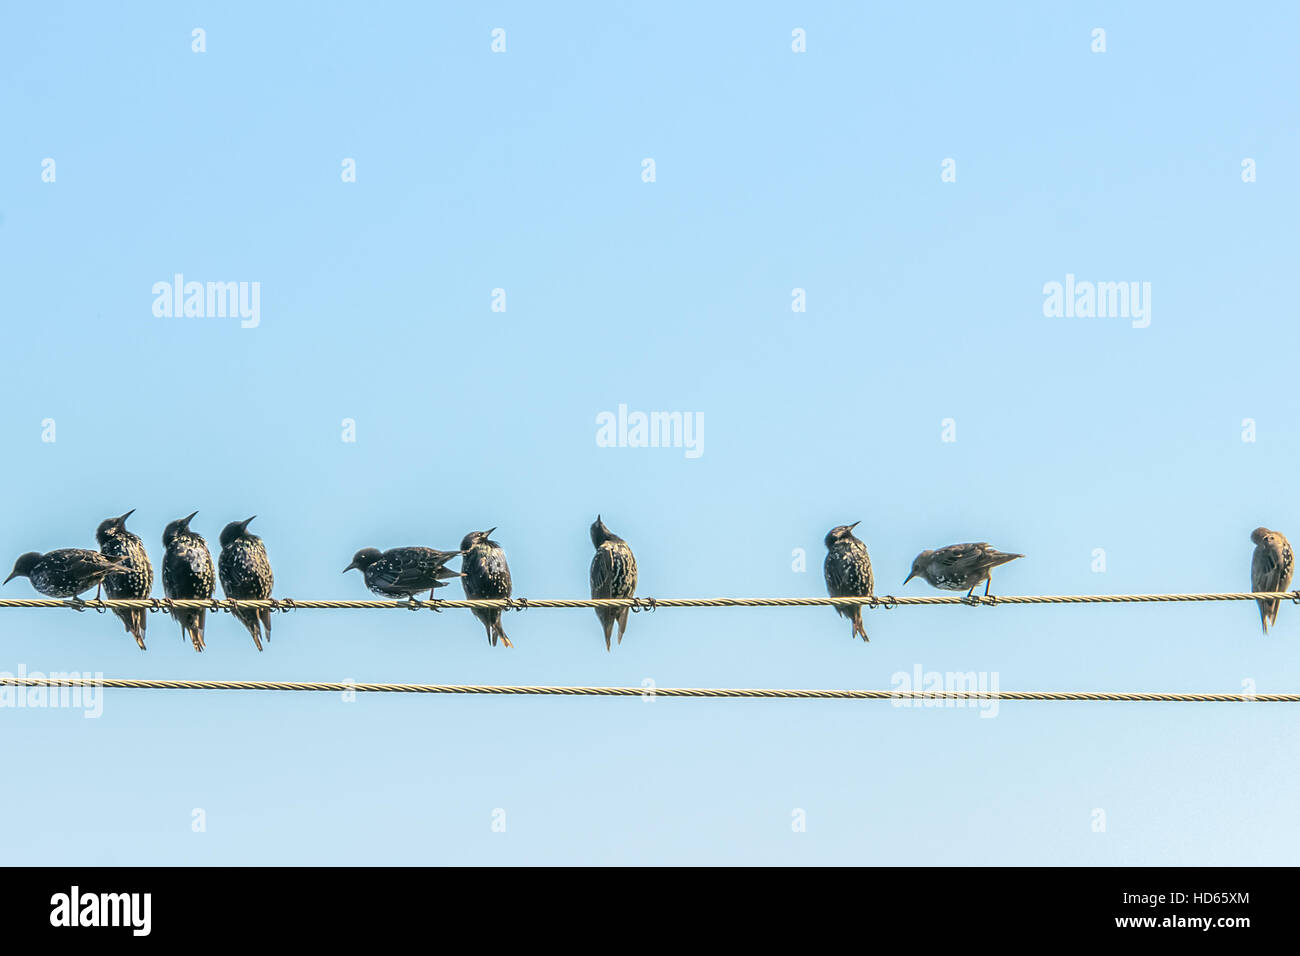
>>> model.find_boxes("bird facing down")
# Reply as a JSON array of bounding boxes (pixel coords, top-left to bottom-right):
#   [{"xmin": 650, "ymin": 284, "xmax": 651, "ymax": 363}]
[
  {"xmin": 343, "ymin": 546, "xmax": 462, "ymax": 600},
  {"xmin": 1251, "ymin": 527, "xmax": 1294, "ymax": 634},
  {"xmin": 162, "ymin": 512, "xmax": 215, "ymax": 652},
  {"xmin": 219, "ymin": 516, "xmax": 275, "ymax": 651},
  {"xmin": 589, "ymin": 515, "xmax": 638, "ymax": 651},
  {"xmin": 96, "ymin": 509, "xmax": 153, "ymax": 650},
  {"xmin": 823, "ymin": 522, "xmax": 873, "ymax": 642},
  {"xmin": 4, "ymin": 549, "xmax": 131, "ymax": 600},
  {"xmin": 904, "ymin": 542, "xmax": 1023, "ymax": 597},
  {"xmin": 461, "ymin": 528, "xmax": 512, "ymax": 648}
]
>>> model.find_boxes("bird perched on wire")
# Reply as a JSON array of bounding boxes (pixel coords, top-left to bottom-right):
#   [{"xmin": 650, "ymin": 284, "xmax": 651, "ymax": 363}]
[
  {"xmin": 461, "ymin": 528, "xmax": 513, "ymax": 648},
  {"xmin": 823, "ymin": 522, "xmax": 873, "ymax": 641},
  {"xmin": 219, "ymin": 516, "xmax": 275, "ymax": 651},
  {"xmin": 589, "ymin": 515, "xmax": 638, "ymax": 651},
  {"xmin": 4, "ymin": 549, "xmax": 131, "ymax": 604},
  {"xmin": 96, "ymin": 509, "xmax": 153, "ymax": 650},
  {"xmin": 1250, "ymin": 527, "xmax": 1294, "ymax": 634},
  {"xmin": 162, "ymin": 512, "xmax": 215, "ymax": 652},
  {"xmin": 343, "ymin": 546, "xmax": 462, "ymax": 600},
  {"xmin": 904, "ymin": 542, "xmax": 1023, "ymax": 597}
]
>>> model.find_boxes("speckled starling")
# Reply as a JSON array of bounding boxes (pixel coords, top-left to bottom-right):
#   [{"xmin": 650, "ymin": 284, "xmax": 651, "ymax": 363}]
[
  {"xmin": 344, "ymin": 546, "xmax": 462, "ymax": 600},
  {"xmin": 96, "ymin": 509, "xmax": 153, "ymax": 650},
  {"xmin": 4, "ymin": 549, "xmax": 131, "ymax": 602},
  {"xmin": 461, "ymin": 528, "xmax": 512, "ymax": 648},
  {"xmin": 162, "ymin": 511, "xmax": 215, "ymax": 652},
  {"xmin": 1251, "ymin": 527, "xmax": 1294, "ymax": 634},
  {"xmin": 823, "ymin": 522, "xmax": 872, "ymax": 641},
  {"xmin": 219, "ymin": 516, "xmax": 275, "ymax": 652},
  {"xmin": 904, "ymin": 542, "xmax": 1023, "ymax": 597},
  {"xmin": 589, "ymin": 515, "xmax": 638, "ymax": 651}
]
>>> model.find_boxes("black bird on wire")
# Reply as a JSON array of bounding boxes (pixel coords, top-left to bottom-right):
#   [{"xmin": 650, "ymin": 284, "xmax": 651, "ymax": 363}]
[
  {"xmin": 219, "ymin": 516, "xmax": 275, "ymax": 651},
  {"xmin": 162, "ymin": 512, "xmax": 215, "ymax": 652},
  {"xmin": 904, "ymin": 542, "xmax": 1023, "ymax": 597},
  {"xmin": 96, "ymin": 509, "xmax": 153, "ymax": 650},
  {"xmin": 823, "ymin": 522, "xmax": 873, "ymax": 641},
  {"xmin": 4, "ymin": 549, "xmax": 130, "ymax": 605},
  {"xmin": 461, "ymin": 528, "xmax": 512, "ymax": 648},
  {"xmin": 1250, "ymin": 527, "xmax": 1294, "ymax": 634},
  {"xmin": 343, "ymin": 546, "xmax": 462, "ymax": 600},
  {"xmin": 589, "ymin": 515, "xmax": 638, "ymax": 651}
]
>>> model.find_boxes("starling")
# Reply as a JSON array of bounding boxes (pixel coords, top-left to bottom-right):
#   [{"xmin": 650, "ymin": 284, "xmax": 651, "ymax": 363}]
[
  {"xmin": 344, "ymin": 546, "xmax": 462, "ymax": 600},
  {"xmin": 823, "ymin": 522, "xmax": 872, "ymax": 641},
  {"xmin": 219, "ymin": 516, "xmax": 275, "ymax": 651},
  {"xmin": 162, "ymin": 511, "xmax": 215, "ymax": 652},
  {"xmin": 589, "ymin": 515, "xmax": 638, "ymax": 651},
  {"xmin": 904, "ymin": 542, "xmax": 1023, "ymax": 597},
  {"xmin": 96, "ymin": 509, "xmax": 153, "ymax": 650},
  {"xmin": 4, "ymin": 549, "xmax": 130, "ymax": 603},
  {"xmin": 461, "ymin": 528, "xmax": 512, "ymax": 648},
  {"xmin": 1251, "ymin": 527, "xmax": 1294, "ymax": 634}
]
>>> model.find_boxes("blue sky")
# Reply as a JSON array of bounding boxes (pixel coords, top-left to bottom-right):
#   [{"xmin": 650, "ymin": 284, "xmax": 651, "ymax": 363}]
[{"xmin": 1, "ymin": 2, "xmax": 1297, "ymax": 865}]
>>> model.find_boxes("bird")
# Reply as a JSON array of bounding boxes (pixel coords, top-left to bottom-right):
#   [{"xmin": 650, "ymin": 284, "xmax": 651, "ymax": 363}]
[
  {"xmin": 823, "ymin": 522, "xmax": 872, "ymax": 641},
  {"xmin": 1251, "ymin": 527, "xmax": 1294, "ymax": 634},
  {"xmin": 904, "ymin": 542, "xmax": 1023, "ymax": 597},
  {"xmin": 4, "ymin": 549, "xmax": 131, "ymax": 604},
  {"xmin": 343, "ymin": 546, "xmax": 462, "ymax": 600},
  {"xmin": 461, "ymin": 528, "xmax": 513, "ymax": 648},
  {"xmin": 589, "ymin": 515, "xmax": 638, "ymax": 651},
  {"xmin": 96, "ymin": 509, "xmax": 153, "ymax": 650},
  {"xmin": 219, "ymin": 516, "xmax": 275, "ymax": 651},
  {"xmin": 162, "ymin": 511, "xmax": 215, "ymax": 652}
]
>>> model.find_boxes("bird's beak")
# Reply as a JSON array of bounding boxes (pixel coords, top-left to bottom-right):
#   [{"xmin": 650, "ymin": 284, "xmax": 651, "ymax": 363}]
[
  {"xmin": 240, "ymin": 515, "xmax": 257, "ymax": 532},
  {"xmin": 903, "ymin": 571, "xmax": 915, "ymax": 586},
  {"xmin": 484, "ymin": 528, "xmax": 496, "ymax": 537},
  {"xmin": 182, "ymin": 510, "xmax": 198, "ymax": 526},
  {"xmin": 343, "ymin": 561, "xmax": 358, "ymax": 573},
  {"xmin": 2, "ymin": 571, "xmax": 16, "ymax": 585},
  {"xmin": 848, "ymin": 521, "xmax": 860, "ymax": 531},
  {"xmin": 116, "ymin": 509, "xmax": 135, "ymax": 524}
]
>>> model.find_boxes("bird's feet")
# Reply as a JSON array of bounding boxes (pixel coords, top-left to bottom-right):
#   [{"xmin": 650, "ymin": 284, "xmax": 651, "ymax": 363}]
[{"xmin": 66, "ymin": 595, "xmax": 87, "ymax": 612}]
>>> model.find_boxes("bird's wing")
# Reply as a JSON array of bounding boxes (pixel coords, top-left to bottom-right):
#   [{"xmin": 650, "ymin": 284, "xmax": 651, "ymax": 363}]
[
  {"xmin": 590, "ymin": 547, "xmax": 613, "ymax": 598},
  {"xmin": 1253, "ymin": 542, "xmax": 1284, "ymax": 593},
  {"xmin": 933, "ymin": 543, "xmax": 985, "ymax": 567},
  {"xmin": 61, "ymin": 549, "xmax": 118, "ymax": 576},
  {"xmin": 371, "ymin": 552, "xmax": 433, "ymax": 592}
]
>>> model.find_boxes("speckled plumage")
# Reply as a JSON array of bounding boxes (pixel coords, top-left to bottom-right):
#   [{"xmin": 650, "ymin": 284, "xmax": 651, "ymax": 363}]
[
  {"xmin": 219, "ymin": 517, "xmax": 275, "ymax": 651},
  {"xmin": 589, "ymin": 516, "xmax": 638, "ymax": 651},
  {"xmin": 904, "ymin": 542, "xmax": 1023, "ymax": 597},
  {"xmin": 461, "ymin": 529, "xmax": 512, "ymax": 648},
  {"xmin": 162, "ymin": 512, "xmax": 214, "ymax": 652},
  {"xmin": 344, "ymin": 546, "xmax": 462, "ymax": 600},
  {"xmin": 4, "ymin": 549, "xmax": 130, "ymax": 599},
  {"xmin": 823, "ymin": 523, "xmax": 872, "ymax": 642},
  {"xmin": 96, "ymin": 509, "xmax": 153, "ymax": 650},
  {"xmin": 1251, "ymin": 527, "xmax": 1294, "ymax": 635}
]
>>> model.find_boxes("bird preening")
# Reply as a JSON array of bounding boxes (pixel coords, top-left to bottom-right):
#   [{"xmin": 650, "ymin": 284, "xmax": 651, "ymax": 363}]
[{"xmin": 2, "ymin": 512, "xmax": 1294, "ymax": 651}]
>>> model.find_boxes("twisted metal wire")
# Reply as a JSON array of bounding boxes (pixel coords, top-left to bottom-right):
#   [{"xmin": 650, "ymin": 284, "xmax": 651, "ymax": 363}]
[
  {"xmin": 0, "ymin": 677, "xmax": 1295, "ymax": 702},
  {"xmin": 0, "ymin": 591, "xmax": 1297, "ymax": 612}
]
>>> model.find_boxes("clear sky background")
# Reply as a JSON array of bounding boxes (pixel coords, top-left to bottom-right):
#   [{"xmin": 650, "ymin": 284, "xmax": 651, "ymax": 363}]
[{"xmin": 1, "ymin": 2, "xmax": 1297, "ymax": 865}]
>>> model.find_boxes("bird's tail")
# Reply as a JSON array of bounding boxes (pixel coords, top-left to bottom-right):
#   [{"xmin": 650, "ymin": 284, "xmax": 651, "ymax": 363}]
[
  {"xmin": 616, "ymin": 607, "xmax": 630, "ymax": 646},
  {"xmin": 1258, "ymin": 598, "xmax": 1278, "ymax": 635},
  {"xmin": 259, "ymin": 607, "xmax": 273, "ymax": 643},
  {"xmin": 114, "ymin": 608, "xmax": 147, "ymax": 651},
  {"xmin": 852, "ymin": 606, "xmax": 870, "ymax": 643},
  {"xmin": 987, "ymin": 551, "xmax": 1025, "ymax": 568},
  {"xmin": 494, "ymin": 619, "xmax": 512, "ymax": 649},
  {"xmin": 185, "ymin": 610, "xmax": 206, "ymax": 652}
]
